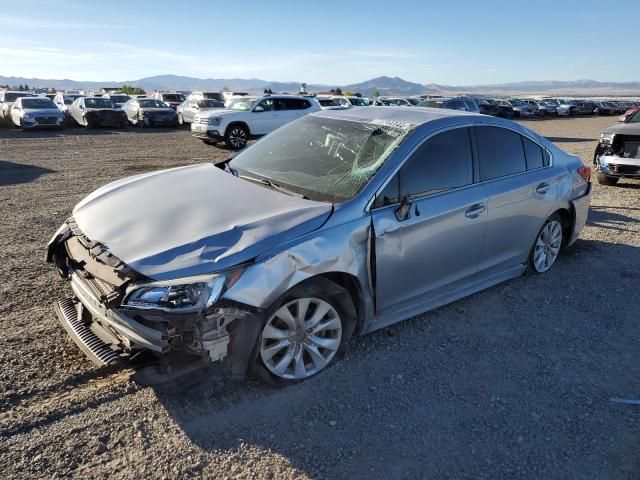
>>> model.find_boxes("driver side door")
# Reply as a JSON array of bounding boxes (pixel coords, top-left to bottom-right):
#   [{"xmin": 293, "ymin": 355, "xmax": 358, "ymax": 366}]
[{"xmin": 251, "ymin": 98, "xmax": 276, "ymax": 135}]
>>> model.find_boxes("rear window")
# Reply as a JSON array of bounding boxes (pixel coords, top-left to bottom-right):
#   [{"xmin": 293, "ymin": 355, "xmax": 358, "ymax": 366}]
[
  {"xmin": 163, "ymin": 94, "xmax": 185, "ymax": 102},
  {"xmin": 5, "ymin": 92, "xmax": 34, "ymax": 102},
  {"xmin": 522, "ymin": 136, "xmax": 550, "ymax": 170},
  {"xmin": 476, "ymin": 126, "xmax": 527, "ymax": 181}
]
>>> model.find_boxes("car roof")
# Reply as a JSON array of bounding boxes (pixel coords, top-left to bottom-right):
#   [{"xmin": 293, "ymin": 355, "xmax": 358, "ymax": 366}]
[{"xmin": 313, "ymin": 106, "xmax": 482, "ymax": 127}]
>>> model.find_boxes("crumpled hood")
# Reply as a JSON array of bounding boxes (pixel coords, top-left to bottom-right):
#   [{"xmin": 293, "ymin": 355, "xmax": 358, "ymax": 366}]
[
  {"xmin": 72, "ymin": 164, "xmax": 332, "ymax": 281},
  {"xmin": 604, "ymin": 123, "xmax": 640, "ymax": 136}
]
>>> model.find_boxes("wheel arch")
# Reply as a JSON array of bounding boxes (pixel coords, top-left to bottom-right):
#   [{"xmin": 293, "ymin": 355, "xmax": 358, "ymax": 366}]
[{"xmin": 225, "ymin": 121, "xmax": 251, "ymax": 137}]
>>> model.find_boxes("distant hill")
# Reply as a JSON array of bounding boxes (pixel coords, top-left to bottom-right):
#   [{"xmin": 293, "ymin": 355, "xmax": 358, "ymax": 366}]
[
  {"xmin": 344, "ymin": 76, "xmax": 426, "ymax": 96},
  {"xmin": 2, "ymin": 74, "xmax": 640, "ymax": 96}
]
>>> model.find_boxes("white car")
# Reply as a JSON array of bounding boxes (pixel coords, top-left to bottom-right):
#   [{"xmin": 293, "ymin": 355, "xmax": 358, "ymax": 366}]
[
  {"xmin": 9, "ymin": 96, "xmax": 64, "ymax": 130},
  {"xmin": 191, "ymin": 95, "xmax": 321, "ymax": 149},
  {"xmin": 53, "ymin": 93, "xmax": 85, "ymax": 113},
  {"xmin": 1, "ymin": 91, "xmax": 36, "ymax": 118}
]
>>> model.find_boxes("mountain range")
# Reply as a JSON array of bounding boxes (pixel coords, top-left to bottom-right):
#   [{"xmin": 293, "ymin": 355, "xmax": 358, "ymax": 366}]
[{"xmin": 2, "ymin": 74, "xmax": 640, "ymax": 96}]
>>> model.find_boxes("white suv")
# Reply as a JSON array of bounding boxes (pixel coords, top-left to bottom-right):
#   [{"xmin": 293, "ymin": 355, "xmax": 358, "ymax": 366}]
[{"xmin": 191, "ymin": 95, "xmax": 321, "ymax": 149}]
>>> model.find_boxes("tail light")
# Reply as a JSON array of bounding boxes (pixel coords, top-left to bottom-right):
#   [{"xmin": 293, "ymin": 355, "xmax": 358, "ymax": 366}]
[{"xmin": 577, "ymin": 166, "xmax": 591, "ymax": 183}]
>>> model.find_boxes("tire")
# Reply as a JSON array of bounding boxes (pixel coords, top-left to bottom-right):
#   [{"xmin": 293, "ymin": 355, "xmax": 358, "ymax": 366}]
[
  {"xmin": 540, "ymin": 110, "xmax": 546, "ymax": 117},
  {"xmin": 224, "ymin": 124, "xmax": 248, "ymax": 150},
  {"xmin": 596, "ymin": 173, "xmax": 619, "ymax": 186},
  {"xmin": 255, "ymin": 283, "xmax": 352, "ymax": 384},
  {"xmin": 528, "ymin": 214, "xmax": 563, "ymax": 274}
]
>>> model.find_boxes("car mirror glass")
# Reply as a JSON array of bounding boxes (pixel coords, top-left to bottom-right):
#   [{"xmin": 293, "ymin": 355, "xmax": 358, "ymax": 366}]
[{"xmin": 254, "ymin": 106, "xmax": 265, "ymax": 112}]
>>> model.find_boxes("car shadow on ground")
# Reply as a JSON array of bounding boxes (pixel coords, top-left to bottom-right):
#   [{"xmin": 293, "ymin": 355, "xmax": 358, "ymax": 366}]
[
  {"xmin": 150, "ymin": 238, "xmax": 640, "ymax": 478},
  {"xmin": 588, "ymin": 205, "xmax": 640, "ymax": 232},
  {"xmin": 0, "ymin": 160, "xmax": 55, "ymax": 186},
  {"xmin": 0, "ymin": 126, "xmax": 186, "ymax": 139}
]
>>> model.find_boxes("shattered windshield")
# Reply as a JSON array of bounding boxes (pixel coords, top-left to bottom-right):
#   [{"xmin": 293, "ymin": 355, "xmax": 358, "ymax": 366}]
[{"xmin": 230, "ymin": 115, "xmax": 410, "ymax": 202}]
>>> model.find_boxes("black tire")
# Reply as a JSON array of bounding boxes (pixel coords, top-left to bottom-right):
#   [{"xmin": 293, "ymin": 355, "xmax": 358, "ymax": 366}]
[
  {"xmin": 224, "ymin": 124, "xmax": 249, "ymax": 150},
  {"xmin": 540, "ymin": 110, "xmax": 547, "ymax": 117},
  {"xmin": 596, "ymin": 173, "xmax": 619, "ymax": 186},
  {"xmin": 253, "ymin": 279, "xmax": 355, "ymax": 386},
  {"xmin": 527, "ymin": 213, "xmax": 564, "ymax": 275}
]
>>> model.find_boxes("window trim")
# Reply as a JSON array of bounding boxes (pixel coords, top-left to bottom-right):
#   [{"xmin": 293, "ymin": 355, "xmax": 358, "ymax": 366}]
[{"xmin": 367, "ymin": 122, "xmax": 553, "ymax": 212}]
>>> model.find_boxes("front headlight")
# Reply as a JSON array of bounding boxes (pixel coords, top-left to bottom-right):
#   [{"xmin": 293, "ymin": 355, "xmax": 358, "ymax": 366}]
[
  {"xmin": 123, "ymin": 269, "xmax": 244, "ymax": 312},
  {"xmin": 207, "ymin": 116, "xmax": 223, "ymax": 126},
  {"xmin": 600, "ymin": 133, "xmax": 615, "ymax": 144}
]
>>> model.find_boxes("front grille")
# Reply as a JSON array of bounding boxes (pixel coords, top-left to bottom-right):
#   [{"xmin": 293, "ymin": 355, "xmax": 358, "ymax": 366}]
[
  {"xmin": 610, "ymin": 164, "xmax": 640, "ymax": 175},
  {"xmin": 36, "ymin": 116, "xmax": 57, "ymax": 125}
]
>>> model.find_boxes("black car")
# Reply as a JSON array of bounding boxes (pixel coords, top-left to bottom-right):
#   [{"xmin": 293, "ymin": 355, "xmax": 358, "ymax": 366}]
[
  {"xmin": 474, "ymin": 98, "xmax": 499, "ymax": 116},
  {"xmin": 573, "ymin": 102, "xmax": 597, "ymax": 115},
  {"xmin": 594, "ymin": 102, "xmax": 614, "ymax": 115},
  {"xmin": 485, "ymin": 99, "xmax": 515, "ymax": 118}
]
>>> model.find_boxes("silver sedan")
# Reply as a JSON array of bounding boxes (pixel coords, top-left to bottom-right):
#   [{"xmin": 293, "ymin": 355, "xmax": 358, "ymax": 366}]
[
  {"xmin": 47, "ymin": 107, "xmax": 591, "ymax": 384},
  {"xmin": 176, "ymin": 98, "xmax": 225, "ymax": 125}
]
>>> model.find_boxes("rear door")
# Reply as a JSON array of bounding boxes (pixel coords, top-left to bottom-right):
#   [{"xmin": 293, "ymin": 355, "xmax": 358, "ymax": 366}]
[
  {"xmin": 474, "ymin": 126, "xmax": 558, "ymax": 274},
  {"xmin": 372, "ymin": 127, "xmax": 488, "ymax": 314}
]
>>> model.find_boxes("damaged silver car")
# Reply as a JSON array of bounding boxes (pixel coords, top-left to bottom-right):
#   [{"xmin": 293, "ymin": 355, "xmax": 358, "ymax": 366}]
[
  {"xmin": 594, "ymin": 109, "xmax": 640, "ymax": 185},
  {"xmin": 47, "ymin": 107, "xmax": 591, "ymax": 384}
]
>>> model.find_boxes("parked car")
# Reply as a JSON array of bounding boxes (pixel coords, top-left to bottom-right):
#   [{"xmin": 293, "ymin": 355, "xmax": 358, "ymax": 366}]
[
  {"xmin": 543, "ymin": 99, "xmax": 575, "ymax": 117},
  {"xmin": 177, "ymin": 99, "xmax": 225, "ymax": 125},
  {"xmin": 344, "ymin": 96, "xmax": 370, "ymax": 107},
  {"xmin": 593, "ymin": 102, "xmax": 614, "ymax": 115},
  {"xmin": 519, "ymin": 99, "xmax": 553, "ymax": 117},
  {"xmin": 191, "ymin": 94, "xmax": 321, "ymax": 149},
  {"xmin": 9, "ymin": 96, "xmax": 64, "ymax": 130},
  {"xmin": 68, "ymin": 97, "xmax": 128, "ymax": 128},
  {"xmin": 484, "ymin": 99, "xmax": 514, "ymax": 118},
  {"xmin": 316, "ymin": 97, "xmax": 348, "ymax": 110},
  {"xmin": 507, "ymin": 99, "xmax": 537, "ymax": 118},
  {"xmin": 417, "ymin": 97, "xmax": 481, "ymax": 113},
  {"xmin": 123, "ymin": 98, "xmax": 179, "ymax": 127},
  {"xmin": 47, "ymin": 107, "xmax": 591, "ymax": 383},
  {"xmin": 372, "ymin": 97, "xmax": 413, "ymax": 106},
  {"xmin": 149, "ymin": 92, "xmax": 186, "ymax": 110},
  {"xmin": 572, "ymin": 101, "xmax": 597, "ymax": 115},
  {"xmin": 187, "ymin": 91, "xmax": 225, "ymax": 102},
  {"xmin": 474, "ymin": 98, "xmax": 499, "ymax": 116},
  {"xmin": 1, "ymin": 91, "xmax": 35, "ymax": 118},
  {"xmin": 102, "ymin": 94, "xmax": 131, "ymax": 108},
  {"xmin": 53, "ymin": 93, "xmax": 85, "ymax": 113},
  {"xmin": 593, "ymin": 109, "xmax": 640, "ymax": 185},
  {"xmin": 619, "ymin": 106, "xmax": 640, "ymax": 122}
]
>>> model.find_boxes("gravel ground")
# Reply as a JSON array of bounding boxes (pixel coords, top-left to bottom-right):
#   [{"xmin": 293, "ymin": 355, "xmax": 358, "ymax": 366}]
[{"xmin": 1, "ymin": 117, "xmax": 639, "ymax": 479}]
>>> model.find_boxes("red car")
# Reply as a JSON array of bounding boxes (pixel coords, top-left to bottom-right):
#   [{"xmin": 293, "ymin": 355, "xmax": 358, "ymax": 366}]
[{"xmin": 619, "ymin": 106, "xmax": 640, "ymax": 122}]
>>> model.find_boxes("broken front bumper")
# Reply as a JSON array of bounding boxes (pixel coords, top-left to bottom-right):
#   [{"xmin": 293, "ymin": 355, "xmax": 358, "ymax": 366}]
[{"xmin": 596, "ymin": 154, "xmax": 640, "ymax": 178}]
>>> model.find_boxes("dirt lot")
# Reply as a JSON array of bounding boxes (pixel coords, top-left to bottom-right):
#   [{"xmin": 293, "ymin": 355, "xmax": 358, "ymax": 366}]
[{"xmin": 1, "ymin": 117, "xmax": 639, "ymax": 479}]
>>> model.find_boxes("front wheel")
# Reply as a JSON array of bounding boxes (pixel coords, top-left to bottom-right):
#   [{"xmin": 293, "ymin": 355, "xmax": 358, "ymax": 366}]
[
  {"xmin": 224, "ymin": 125, "xmax": 248, "ymax": 150},
  {"xmin": 528, "ymin": 214, "xmax": 563, "ymax": 274},
  {"xmin": 258, "ymin": 294, "xmax": 346, "ymax": 383},
  {"xmin": 596, "ymin": 173, "xmax": 619, "ymax": 186}
]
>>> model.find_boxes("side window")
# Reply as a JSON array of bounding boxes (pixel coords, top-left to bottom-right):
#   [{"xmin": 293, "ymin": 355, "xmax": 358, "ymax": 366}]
[
  {"xmin": 476, "ymin": 126, "xmax": 527, "ymax": 181},
  {"xmin": 522, "ymin": 136, "xmax": 547, "ymax": 170},
  {"xmin": 374, "ymin": 174, "xmax": 399, "ymax": 208},
  {"xmin": 398, "ymin": 128, "xmax": 474, "ymax": 199},
  {"xmin": 257, "ymin": 99, "xmax": 273, "ymax": 111}
]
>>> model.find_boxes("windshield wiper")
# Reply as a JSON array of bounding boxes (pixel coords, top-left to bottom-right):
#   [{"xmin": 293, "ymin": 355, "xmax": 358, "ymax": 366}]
[{"xmin": 239, "ymin": 175, "xmax": 309, "ymax": 199}]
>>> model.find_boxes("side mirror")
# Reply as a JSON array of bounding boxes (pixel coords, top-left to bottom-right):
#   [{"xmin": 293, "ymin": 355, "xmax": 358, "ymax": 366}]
[
  {"xmin": 394, "ymin": 197, "xmax": 412, "ymax": 221},
  {"xmin": 254, "ymin": 105, "xmax": 265, "ymax": 112}
]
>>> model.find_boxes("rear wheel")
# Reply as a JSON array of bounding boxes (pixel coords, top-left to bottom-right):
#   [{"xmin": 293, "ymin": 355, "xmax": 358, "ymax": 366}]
[
  {"xmin": 224, "ymin": 124, "xmax": 248, "ymax": 150},
  {"xmin": 528, "ymin": 214, "xmax": 563, "ymax": 274},
  {"xmin": 596, "ymin": 173, "xmax": 619, "ymax": 186}
]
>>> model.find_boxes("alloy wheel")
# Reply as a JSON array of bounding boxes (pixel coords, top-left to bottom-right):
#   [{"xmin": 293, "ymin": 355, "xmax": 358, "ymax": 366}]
[
  {"xmin": 260, "ymin": 298, "xmax": 342, "ymax": 380},
  {"xmin": 229, "ymin": 127, "xmax": 247, "ymax": 149},
  {"xmin": 533, "ymin": 220, "xmax": 562, "ymax": 273}
]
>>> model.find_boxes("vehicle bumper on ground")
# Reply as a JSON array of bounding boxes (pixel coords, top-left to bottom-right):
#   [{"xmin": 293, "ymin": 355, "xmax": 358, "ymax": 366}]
[
  {"xmin": 596, "ymin": 154, "xmax": 640, "ymax": 178},
  {"xmin": 192, "ymin": 125, "xmax": 224, "ymax": 142}
]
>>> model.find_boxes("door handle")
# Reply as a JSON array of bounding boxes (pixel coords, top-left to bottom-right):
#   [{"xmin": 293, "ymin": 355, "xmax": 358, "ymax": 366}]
[
  {"xmin": 465, "ymin": 204, "xmax": 486, "ymax": 219},
  {"xmin": 536, "ymin": 182, "xmax": 551, "ymax": 194}
]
